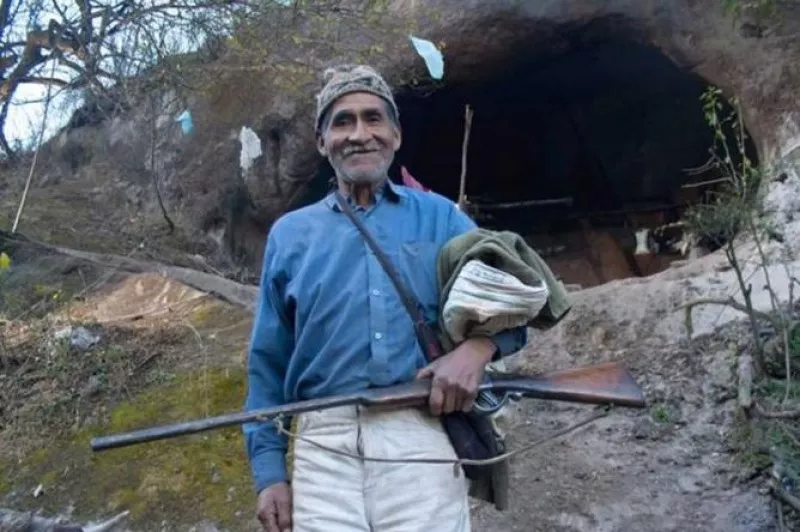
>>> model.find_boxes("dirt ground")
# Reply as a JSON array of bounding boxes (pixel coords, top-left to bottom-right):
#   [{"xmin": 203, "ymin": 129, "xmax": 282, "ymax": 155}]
[
  {"xmin": 471, "ymin": 322, "xmax": 776, "ymax": 532},
  {"xmin": 465, "ymin": 253, "xmax": 796, "ymax": 532}
]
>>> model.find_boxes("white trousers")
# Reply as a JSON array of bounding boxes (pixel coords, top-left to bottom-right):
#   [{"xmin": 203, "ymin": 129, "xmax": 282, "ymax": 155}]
[{"xmin": 289, "ymin": 405, "xmax": 471, "ymax": 532}]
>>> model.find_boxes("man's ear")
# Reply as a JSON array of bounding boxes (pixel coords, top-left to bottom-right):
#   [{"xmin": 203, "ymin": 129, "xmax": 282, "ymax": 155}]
[
  {"xmin": 316, "ymin": 133, "xmax": 328, "ymax": 157},
  {"xmin": 391, "ymin": 124, "xmax": 402, "ymax": 152}
]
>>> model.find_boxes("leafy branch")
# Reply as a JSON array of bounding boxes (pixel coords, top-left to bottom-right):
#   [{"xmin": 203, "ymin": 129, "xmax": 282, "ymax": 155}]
[{"xmin": 683, "ymin": 84, "xmax": 800, "ymax": 525}]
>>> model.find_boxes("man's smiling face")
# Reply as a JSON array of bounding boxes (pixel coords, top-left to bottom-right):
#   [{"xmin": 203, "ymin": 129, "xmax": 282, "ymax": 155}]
[{"xmin": 317, "ymin": 92, "xmax": 401, "ymax": 186}]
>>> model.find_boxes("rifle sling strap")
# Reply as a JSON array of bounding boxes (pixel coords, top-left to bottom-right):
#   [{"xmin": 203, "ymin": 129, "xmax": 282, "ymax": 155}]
[
  {"xmin": 333, "ymin": 190, "xmax": 508, "ymax": 508},
  {"xmin": 334, "ymin": 191, "xmax": 442, "ymax": 360}
]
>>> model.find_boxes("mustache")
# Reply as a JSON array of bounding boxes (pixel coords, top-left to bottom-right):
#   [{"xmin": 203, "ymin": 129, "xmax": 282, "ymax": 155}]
[{"xmin": 342, "ymin": 143, "xmax": 382, "ymax": 156}]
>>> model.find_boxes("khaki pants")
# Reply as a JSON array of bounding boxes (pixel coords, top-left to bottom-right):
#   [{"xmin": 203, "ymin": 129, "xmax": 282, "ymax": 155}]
[{"xmin": 288, "ymin": 405, "xmax": 471, "ymax": 532}]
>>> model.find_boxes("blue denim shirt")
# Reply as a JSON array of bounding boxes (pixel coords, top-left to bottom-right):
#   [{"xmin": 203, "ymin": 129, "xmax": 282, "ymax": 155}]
[{"xmin": 243, "ymin": 180, "xmax": 528, "ymax": 493}]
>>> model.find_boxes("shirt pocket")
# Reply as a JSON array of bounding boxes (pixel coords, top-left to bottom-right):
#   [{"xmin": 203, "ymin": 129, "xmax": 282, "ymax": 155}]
[{"xmin": 391, "ymin": 240, "xmax": 442, "ymax": 324}]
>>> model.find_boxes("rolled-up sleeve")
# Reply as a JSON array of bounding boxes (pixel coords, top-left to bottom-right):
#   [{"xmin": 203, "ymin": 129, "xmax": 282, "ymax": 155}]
[{"xmin": 243, "ymin": 228, "xmax": 294, "ymax": 494}]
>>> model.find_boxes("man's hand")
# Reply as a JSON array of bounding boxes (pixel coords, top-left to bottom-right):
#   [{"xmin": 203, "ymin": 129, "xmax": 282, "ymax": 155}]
[
  {"xmin": 415, "ymin": 337, "xmax": 496, "ymax": 416},
  {"xmin": 256, "ymin": 481, "xmax": 292, "ymax": 532}
]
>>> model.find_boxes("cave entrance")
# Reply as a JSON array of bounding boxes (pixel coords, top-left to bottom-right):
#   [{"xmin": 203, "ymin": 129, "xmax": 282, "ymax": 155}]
[
  {"xmin": 305, "ymin": 21, "xmax": 759, "ymax": 289},
  {"xmin": 385, "ymin": 30, "xmax": 758, "ymax": 288}
]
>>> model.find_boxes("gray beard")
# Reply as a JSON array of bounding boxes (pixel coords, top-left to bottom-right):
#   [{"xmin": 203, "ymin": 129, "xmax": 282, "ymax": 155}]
[{"xmin": 335, "ymin": 161, "xmax": 390, "ymax": 186}]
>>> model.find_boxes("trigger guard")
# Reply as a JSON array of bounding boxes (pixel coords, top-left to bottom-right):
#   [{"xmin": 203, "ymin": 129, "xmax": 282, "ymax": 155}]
[{"xmin": 472, "ymin": 389, "xmax": 511, "ymax": 416}]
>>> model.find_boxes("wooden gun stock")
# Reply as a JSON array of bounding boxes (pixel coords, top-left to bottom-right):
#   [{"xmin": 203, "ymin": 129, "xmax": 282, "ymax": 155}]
[
  {"xmin": 89, "ymin": 362, "xmax": 645, "ymax": 452},
  {"xmin": 489, "ymin": 361, "xmax": 647, "ymax": 408}
]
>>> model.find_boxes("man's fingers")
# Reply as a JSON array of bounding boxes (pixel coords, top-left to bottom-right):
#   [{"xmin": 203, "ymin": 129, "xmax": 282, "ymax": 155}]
[
  {"xmin": 416, "ymin": 361, "xmax": 437, "ymax": 380},
  {"xmin": 442, "ymin": 384, "xmax": 459, "ymax": 414},
  {"xmin": 461, "ymin": 388, "xmax": 478, "ymax": 412},
  {"xmin": 258, "ymin": 501, "xmax": 280, "ymax": 532},
  {"xmin": 429, "ymin": 383, "xmax": 444, "ymax": 416},
  {"xmin": 276, "ymin": 490, "xmax": 292, "ymax": 532}
]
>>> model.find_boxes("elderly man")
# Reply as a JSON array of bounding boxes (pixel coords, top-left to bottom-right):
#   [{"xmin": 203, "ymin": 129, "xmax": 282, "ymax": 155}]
[{"xmin": 243, "ymin": 64, "xmax": 528, "ymax": 532}]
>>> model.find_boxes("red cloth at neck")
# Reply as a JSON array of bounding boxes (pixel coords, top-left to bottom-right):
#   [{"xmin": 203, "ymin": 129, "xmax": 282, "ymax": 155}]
[{"xmin": 400, "ymin": 165, "xmax": 430, "ymax": 192}]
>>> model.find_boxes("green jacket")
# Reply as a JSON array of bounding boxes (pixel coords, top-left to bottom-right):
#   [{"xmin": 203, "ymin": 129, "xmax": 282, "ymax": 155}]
[
  {"xmin": 436, "ymin": 228, "xmax": 572, "ymax": 351},
  {"xmin": 434, "ymin": 228, "xmax": 572, "ymax": 511}
]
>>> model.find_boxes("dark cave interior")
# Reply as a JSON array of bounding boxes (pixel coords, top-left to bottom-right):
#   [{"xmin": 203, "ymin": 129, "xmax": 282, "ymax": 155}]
[{"xmin": 309, "ymin": 28, "xmax": 758, "ymax": 287}]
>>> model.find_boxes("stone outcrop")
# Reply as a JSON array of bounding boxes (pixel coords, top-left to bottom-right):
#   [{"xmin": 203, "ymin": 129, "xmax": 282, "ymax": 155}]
[{"xmin": 30, "ymin": 0, "xmax": 800, "ymax": 274}]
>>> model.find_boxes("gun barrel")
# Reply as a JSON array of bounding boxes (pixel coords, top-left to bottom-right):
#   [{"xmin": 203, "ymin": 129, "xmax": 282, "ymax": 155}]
[
  {"xmin": 89, "ymin": 393, "xmax": 368, "ymax": 452},
  {"xmin": 90, "ymin": 411, "xmax": 254, "ymax": 451}
]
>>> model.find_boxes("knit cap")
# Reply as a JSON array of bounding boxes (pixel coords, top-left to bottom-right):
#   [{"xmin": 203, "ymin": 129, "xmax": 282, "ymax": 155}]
[{"xmin": 314, "ymin": 64, "xmax": 399, "ymax": 132}]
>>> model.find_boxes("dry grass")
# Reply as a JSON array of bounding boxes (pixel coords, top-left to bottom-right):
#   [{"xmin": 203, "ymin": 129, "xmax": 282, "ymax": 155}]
[
  {"xmin": 0, "ymin": 319, "xmax": 196, "ymax": 461},
  {"xmin": 0, "ymin": 241, "xmax": 256, "ymax": 527}
]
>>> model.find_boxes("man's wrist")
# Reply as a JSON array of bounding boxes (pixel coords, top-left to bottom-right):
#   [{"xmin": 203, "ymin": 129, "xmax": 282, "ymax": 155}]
[{"xmin": 464, "ymin": 336, "xmax": 496, "ymax": 363}]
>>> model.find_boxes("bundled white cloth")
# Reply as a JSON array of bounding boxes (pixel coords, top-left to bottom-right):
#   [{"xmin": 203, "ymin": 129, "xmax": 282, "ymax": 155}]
[{"xmin": 441, "ymin": 259, "xmax": 550, "ymax": 344}]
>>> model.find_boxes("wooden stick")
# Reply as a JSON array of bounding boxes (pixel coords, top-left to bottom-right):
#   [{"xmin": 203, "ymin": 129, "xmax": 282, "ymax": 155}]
[
  {"xmin": 1, "ymin": 230, "xmax": 259, "ymax": 311},
  {"xmin": 770, "ymin": 479, "xmax": 800, "ymax": 513},
  {"xmin": 473, "ymin": 197, "xmax": 574, "ymax": 209},
  {"xmin": 681, "ymin": 177, "xmax": 729, "ymax": 189},
  {"xmin": 458, "ymin": 104, "xmax": 473, "ymax": 210},
  {"xmin": 738, "ymin": 351, "xmax": 753, "ymax": 410},
  {"xmin": 755, "ymin": 403, "xmax": 800, "ymax": 419}
]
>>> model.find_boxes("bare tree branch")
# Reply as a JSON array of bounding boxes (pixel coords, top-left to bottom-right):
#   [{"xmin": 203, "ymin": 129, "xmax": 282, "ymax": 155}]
[{"xmin": 0, "ymin": 0, "xmax": 251, "ymax": 159}]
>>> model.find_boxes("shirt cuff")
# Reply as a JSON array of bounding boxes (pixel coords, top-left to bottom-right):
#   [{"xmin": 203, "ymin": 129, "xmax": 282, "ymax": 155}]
[
  {"xmin": 487, "ymin": 326, "xmax": 528, "ymax": 360},
  {"xmin": 250, "ymin": 449, "xmax": 288, "ymax": 494}
]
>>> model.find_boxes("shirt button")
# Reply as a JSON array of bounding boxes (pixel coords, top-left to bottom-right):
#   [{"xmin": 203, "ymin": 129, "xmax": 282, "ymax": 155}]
[
  {"xmin": 374, "ymin": 332, "xmax": 383, "ymax": 340},
  {"xmin": 372, "ymin": 289, "xmax": 380, "ymax": 296}
]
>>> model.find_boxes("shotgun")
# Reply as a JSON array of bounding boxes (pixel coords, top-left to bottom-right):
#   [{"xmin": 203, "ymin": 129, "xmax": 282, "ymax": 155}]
[{"xmin": 89, "ymin": 361, "xmax": 646, "ymax": 452}]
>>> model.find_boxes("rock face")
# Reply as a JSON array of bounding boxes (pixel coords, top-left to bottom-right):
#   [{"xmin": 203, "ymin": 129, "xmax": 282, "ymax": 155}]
[{"xmin": 31, "ymin": 0, "xmax": 800, "ymax": 273}]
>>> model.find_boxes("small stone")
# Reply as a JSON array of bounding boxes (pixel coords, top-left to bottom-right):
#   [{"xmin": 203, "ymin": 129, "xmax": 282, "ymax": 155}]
[
  {"xmin": 81, "ymin": 375, "xmax": 103, "ymax": 397},
  {"xmin": 70, "ymin": 326, "xmax": 101, "ymax": 350},
  {"xmin": 677, "ymin": 477, "xmax": 702, "ymax": 494},
  {"xmin": 54, "ymin": 327, "xmax": 73, "ymax": 341},
  {"xmin": 632, "ymin": 419, "xmax": 664, "ymax": 440}
]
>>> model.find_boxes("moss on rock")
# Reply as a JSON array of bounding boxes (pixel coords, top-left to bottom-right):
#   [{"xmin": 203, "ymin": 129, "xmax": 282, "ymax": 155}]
[{"xmin": 1, "ymin": 367, "xmax": 257, "ymax": 529}]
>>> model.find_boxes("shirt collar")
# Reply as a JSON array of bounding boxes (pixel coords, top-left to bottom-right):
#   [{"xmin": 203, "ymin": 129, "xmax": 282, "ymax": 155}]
[{"xmin": 324, "ymin": 179, "xmax": 406, "ymax": 211}]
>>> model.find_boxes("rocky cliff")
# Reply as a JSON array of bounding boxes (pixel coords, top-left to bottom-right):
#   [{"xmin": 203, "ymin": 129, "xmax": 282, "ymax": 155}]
[{"xmin": 5, "ymin": 0, "xmax": 799, "ymax": 279}]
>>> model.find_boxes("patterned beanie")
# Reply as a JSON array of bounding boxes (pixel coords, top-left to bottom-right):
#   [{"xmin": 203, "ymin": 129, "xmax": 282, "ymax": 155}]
[{"xmin": 314, "ymin": 64, "xmax": 399, "ymax": 132}]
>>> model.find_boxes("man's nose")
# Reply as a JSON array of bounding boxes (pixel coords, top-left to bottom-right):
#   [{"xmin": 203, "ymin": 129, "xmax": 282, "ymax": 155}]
[{"xmin": 347, "ymin": 118, "xmax": 371, "ymax": 142}]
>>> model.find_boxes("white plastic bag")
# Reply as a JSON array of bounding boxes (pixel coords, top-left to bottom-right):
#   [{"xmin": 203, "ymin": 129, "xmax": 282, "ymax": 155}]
[{"xmin": 409, "ymin": 35, "xmax": 444, "ymax": 80}]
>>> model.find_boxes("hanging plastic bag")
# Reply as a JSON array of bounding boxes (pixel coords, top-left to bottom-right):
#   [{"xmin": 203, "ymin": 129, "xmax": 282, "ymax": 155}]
[
  {"xmin": 409, "ymin": 35, "xmax": 444, "ymax": 80},
  {"xmin": 175, "ymin": 109, "xmax": 194, "ymax": 136}
]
